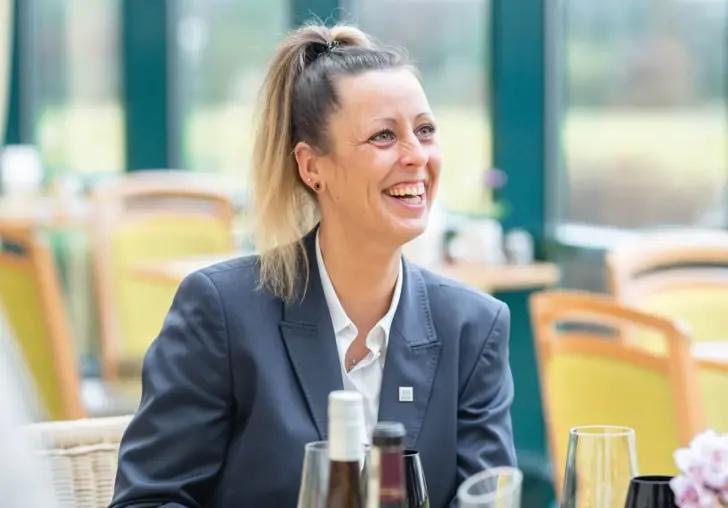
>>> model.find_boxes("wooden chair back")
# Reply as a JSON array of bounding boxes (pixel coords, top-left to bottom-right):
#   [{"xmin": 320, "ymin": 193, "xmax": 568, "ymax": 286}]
[
  {"xmin": 0, "ymin": 221, "xmax": 83, "ymax": 419},
  {"xmin": 90, "ymin": 176, "xmax": 236, "ymax": 380},
  {"xmin": 530, "ymin": 290, "xmax": 704, "ymax": 494}
]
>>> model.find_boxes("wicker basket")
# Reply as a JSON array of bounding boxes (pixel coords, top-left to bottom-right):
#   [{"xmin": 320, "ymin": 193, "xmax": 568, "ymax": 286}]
[{"xmin": 29, "ymin": 416, "xmax": 132, "ymax": 508}]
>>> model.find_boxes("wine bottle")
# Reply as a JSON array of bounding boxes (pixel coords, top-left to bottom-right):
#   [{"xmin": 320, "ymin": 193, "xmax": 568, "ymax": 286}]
[
  {"xmin": 325, "ymin": 391, "xmax": 366, "ymax": 508},
  {"xmin": 367, "ymin": 422, "xmax": 407, "ymax": 508}
]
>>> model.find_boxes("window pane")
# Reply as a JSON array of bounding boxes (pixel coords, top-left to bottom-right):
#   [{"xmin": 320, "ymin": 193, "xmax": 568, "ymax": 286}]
[
  {"xmin": 342, "ymin": 0, "xmax": 492, "ymax": 214},
  {"xmin": 558, "ymin": 0, "xmax": 728, "ymax": 229},
  {"xmin": 33, "ymin": 0, "xmax": 123, "ymax": 176},
  {"xmin": 176, "ymin": 0, "xmax": 289, "ymax": 186}
]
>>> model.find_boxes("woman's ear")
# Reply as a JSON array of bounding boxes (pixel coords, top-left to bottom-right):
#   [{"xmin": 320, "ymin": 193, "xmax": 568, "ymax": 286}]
[{"xmin": 295, "ymin": 141, "xmax": 324, "ymax": 192}]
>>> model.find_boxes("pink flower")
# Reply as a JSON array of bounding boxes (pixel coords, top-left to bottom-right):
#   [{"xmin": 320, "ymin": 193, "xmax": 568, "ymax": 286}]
[
  {"xmin": 670, "ymin": 475, "xmax": 718, "ymax": 508},
  {"xmin": 675, "ymin": 447, "xmax": 704, "ymax": 481},
  {"xmin": 679, "ymin": 430, "xmax": 728, "ymax": 490}
]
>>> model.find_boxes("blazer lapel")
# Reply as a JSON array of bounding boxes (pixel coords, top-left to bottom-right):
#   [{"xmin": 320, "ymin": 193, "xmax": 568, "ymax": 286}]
[
  {"xmin": 378, "ymin": 260, "xmax": 441, "ymax": 450},
  {"xmin": 280, "ymin": 228, "xmax": 343, "ymax": 440}
]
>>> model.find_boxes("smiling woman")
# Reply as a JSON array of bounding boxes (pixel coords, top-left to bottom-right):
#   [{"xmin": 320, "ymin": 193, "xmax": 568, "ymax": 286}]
[
  {"xmin": 111, "ymin": 22, "xmax": 515, "ymax": 508},
  {"xmin": 293, "ymin": 67, "xmax": 440, "ymax": 272},
  {"xmin": 251, "ymin": 25, "xmax": 440, "ymax": 302}
]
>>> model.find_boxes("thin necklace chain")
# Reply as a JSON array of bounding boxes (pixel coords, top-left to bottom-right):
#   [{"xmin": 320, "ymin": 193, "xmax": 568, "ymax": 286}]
[{"xmin": 347, "ymin": 355, "xmax": 360, "ymax": 372}]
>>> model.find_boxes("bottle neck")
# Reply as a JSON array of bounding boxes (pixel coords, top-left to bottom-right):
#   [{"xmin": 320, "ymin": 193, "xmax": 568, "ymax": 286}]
[
  {"xmin": 329, "ymin": 412, "xmax": 364, "ymax": 463},
  {"xmin": 368, "ymin": 444, "xmax": 406, "ymax": 507}
]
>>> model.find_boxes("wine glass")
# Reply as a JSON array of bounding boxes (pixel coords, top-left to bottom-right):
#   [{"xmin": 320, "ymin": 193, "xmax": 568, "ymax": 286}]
[
  {"xmin": 457, "ymin": 466, "xmax": 523, "ymax": 508},
  {"xmin": 624, "ymin": 475, "xmax": 677, "ymax": 508},
  {"xmin": 297, "ymin": 441, "xmax": 370, "ymax": 508},
  {"xmin": 560, "ymin": 426, "xmax": 639, "ymax": 508},
  {"xmin": 403, "ymin": 450, "xmax": 429, "ymax": 508}
]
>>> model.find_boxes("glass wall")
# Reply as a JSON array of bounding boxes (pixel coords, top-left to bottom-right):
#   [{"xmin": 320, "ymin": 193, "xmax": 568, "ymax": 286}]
[
  {"xmin": 176, "ymin": 0, "xmax": 290, "ymax": 187},
  {"xmin": 32, "ymin": 0, "xmax": 123, "ymax": 177},
  {"xmin": 342, "ymin": 0, "xmax": 492, "ymax": 215},
  {"xmin": 556, "ymin": 0, "xmax": 728, "ymax": 231},
  {"xmin": 551, "ymin": 0, "xmax": 728, "ymax": 292}
]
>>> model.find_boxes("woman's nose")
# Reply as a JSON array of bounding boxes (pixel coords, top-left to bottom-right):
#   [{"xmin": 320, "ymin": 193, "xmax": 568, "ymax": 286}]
[{"xmin": 398, "ymin": 138, "xmax": 428, "ymax": 168}]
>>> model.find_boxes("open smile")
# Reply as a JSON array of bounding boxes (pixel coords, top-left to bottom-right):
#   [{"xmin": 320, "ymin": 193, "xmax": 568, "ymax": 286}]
[{"xmin": 382, "ymin": 181, "xmax": 428, "ymax": 211}]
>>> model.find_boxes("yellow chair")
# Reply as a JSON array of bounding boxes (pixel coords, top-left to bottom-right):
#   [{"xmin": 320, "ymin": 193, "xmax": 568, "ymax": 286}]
[
  {"xmin": 90, "ymin": 179, "xmax": 237, "ymax": 381},
  {"xmin": 0, "ymin": 221, "xmax": 84, "ymax": 420},
  {"xmin": 529, "ymin": 290, "xmax": 704, "ymax": 495},
  {"xmin": 695, "ymin": 359, "xmax": 728, "ymax": 434},
  {"xmin": 607, "ymin": 229, "xmax": 728, "ymax": 347},
  {"xmin": 607, "ymin": 230, "xmax": 728, "ymax": 433}
]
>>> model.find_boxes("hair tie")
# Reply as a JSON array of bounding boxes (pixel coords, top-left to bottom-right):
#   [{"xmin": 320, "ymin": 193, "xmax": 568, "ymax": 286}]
[{"xmin": 305, "ymin": 40, "xmax": 340, "ymax": 64}]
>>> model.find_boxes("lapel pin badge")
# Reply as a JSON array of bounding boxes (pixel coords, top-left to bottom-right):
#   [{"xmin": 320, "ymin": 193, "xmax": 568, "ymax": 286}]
[{"xmin": 398, "ymin": 386, "xmax": 414, "ymax": 402}]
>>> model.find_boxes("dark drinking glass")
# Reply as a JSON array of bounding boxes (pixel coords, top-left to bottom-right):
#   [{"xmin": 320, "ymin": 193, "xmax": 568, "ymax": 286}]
[
  {"xmin": 367, "ymin": 422, "xmax": 407, "ymax": 508},
  {"xmin": 624, "ymin": 475, "xmax": 678, "ymax": 508},
  {"xmin": 403, "ymin": 450, "xmax": 429, "ymax": 508},
  {"xmin": 324, "ymin": 391, "xmax": 366, "ymax": 508}
]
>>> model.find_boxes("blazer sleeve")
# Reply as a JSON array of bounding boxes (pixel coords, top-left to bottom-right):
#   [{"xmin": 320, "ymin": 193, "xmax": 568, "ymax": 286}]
[
  {"xmin": 452, "ymin": 301, "xmax": 516, "ymax": 505},
  {"xmin": 110, "ymin": 271, "xmax": 233, "ymax": 508}
]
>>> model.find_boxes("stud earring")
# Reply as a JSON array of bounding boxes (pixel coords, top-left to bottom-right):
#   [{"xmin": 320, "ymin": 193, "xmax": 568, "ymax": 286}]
[{"xmin": 305, "ymin": 176, "xmax": 322, "ymax": 192}]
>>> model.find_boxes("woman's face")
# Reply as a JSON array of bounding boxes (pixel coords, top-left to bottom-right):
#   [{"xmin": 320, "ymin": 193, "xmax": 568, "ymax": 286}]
[{"xmin": 297, "ymin": 68, "xmax": 442, "ymax": 248}]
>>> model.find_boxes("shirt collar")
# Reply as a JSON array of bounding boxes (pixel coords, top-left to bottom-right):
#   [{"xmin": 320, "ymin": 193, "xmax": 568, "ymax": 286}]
[{"xmin": 315, "ymin": 230, "xmax": 403, "ymax": 342}]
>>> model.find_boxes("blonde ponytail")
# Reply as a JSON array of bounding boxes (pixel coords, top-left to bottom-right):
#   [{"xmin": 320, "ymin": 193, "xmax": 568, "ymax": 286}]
[{"xmin": 251, "ymin": 23, "xmax": 409, "ymax": 302}]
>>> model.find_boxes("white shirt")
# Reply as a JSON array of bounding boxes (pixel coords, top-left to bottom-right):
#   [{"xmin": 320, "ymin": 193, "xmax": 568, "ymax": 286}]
[{"xmin": 315, "ymin": 232, "xmax": 403, "ymax": 442}]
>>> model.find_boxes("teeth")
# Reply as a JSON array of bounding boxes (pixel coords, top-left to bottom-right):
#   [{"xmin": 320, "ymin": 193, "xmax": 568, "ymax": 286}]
[
  {"xmin": 401, "ymin": 195, "xmax": 423, "ymax": 205},
  {"xmin": 387, "ymin": 182, "xmax": 426, "ymax": 197}
]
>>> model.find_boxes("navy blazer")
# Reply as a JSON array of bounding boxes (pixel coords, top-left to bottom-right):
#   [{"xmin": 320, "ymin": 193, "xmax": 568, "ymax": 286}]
[{"xmin": 111, "ymin": 230, "xmax": 516, "ymax": 508}]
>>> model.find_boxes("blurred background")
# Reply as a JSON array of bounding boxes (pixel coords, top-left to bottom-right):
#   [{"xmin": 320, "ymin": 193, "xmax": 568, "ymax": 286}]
[{"xmin": 0, "ymin": 0, "xmax": 727, "ymax": 506}]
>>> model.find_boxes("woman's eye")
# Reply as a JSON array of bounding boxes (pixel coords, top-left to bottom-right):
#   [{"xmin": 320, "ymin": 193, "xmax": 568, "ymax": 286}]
[
  {"xmin": 417, "ymin": 123, "xmax": 437, "ymax": 137},
  {"xmin": 370, "ymin": 130, "xmax": 396, "ymax": 143}
]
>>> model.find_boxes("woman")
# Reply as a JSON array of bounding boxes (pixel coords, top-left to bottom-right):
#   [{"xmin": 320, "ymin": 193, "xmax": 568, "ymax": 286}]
[{"xmin": 111, "ymin": 23, "xmax": 515, "ymax": 508}]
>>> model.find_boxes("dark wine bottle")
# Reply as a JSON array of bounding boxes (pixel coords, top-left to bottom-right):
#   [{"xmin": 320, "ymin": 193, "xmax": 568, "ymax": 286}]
[
  {"xmin": 324, "ymin": 391, "xmax": 366, "ymax": 508},
  {"xmin": 367, "ymin": 422, "xmax": 407, "ymax": 508}
]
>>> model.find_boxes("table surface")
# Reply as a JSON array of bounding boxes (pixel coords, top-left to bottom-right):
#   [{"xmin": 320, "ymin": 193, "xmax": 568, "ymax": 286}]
[
  {"xmin": 692, "ymin": 341, "xmax": 728, "ymax": 362},
  {"xmin": 133, "ymin": 254, "xmax": 561, "ymax": 292},
  {"xmin": 0, "ymin": 194, "xmax": 89, "ymax": 229}
]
